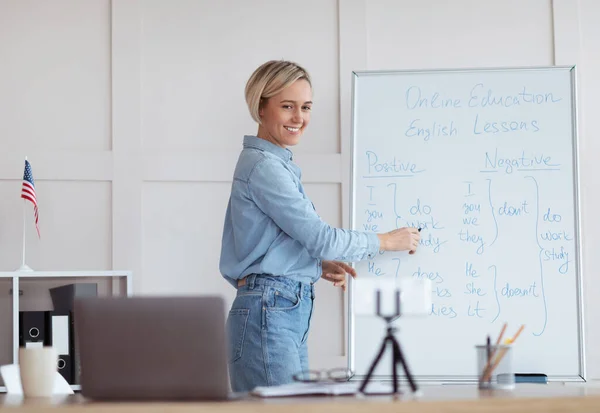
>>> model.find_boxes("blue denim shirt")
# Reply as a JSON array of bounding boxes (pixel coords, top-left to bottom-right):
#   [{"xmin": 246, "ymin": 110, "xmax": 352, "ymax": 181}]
[{"xmin": 219, "ymin": 135, "xmax": 380, "ymax": 288}]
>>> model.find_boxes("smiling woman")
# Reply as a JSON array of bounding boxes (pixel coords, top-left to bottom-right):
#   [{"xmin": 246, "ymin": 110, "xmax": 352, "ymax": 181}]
[
  {"xmin": 219, "ymin": 60, "xmax": 422, "ymax": 393},
  {"xmin": 255, "ymin": 78, "xmax": 312, "ymax": 147}
]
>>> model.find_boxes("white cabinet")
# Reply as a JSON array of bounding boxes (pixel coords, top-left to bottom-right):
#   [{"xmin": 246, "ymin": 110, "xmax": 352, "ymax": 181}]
[{"xmin": 0, "ymin": 271, "xmax": 132, "ymax": 392}]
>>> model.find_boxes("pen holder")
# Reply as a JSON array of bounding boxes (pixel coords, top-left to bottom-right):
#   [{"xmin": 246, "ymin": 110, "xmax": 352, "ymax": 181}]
[{"xmin": 476, "ymin": 344, "xmax": 515, "ymax": 390}]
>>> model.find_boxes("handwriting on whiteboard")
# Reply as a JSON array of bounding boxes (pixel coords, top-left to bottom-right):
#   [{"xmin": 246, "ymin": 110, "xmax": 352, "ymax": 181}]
[{"xmin": 355, "ymin": 81, "xmax": 574, "ymax": 337}]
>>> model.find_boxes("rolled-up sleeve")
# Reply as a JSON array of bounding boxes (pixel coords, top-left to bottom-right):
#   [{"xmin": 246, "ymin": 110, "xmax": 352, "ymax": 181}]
[{"xmin": 248, "ymin": 158, "xmax": 380, "ymax": 261}]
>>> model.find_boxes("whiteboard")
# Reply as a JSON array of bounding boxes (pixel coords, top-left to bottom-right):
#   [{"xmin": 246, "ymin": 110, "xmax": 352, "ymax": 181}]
[{"xmin": 348, "ymin": 66, "xmax": 584, "ymax": 382}]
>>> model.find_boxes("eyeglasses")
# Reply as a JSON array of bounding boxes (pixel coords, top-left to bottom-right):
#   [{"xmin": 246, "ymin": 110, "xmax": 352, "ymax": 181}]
[{"xmin": 292, "ymin": 368, "xmax": 354, "ymax": 383}]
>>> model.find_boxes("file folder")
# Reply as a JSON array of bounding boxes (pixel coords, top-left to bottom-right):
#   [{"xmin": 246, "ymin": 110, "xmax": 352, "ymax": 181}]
[
  {"xmin": 19, "ymin": 311, "xmax": 51, "ymax": 348},
  {"xmin": 49, "ymin": 310, "xmax": 74, "ymax": 384},
  {"xmin": 49, "ymin": 283, "xmax": 97, "ymax": 384}
]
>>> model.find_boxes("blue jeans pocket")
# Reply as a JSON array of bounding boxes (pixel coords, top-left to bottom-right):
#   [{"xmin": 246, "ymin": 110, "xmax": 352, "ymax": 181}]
[
  {"xmin": 227, "ymin": 308, "xmax": 249, "ymax": 363},
  {"xmin": 265, "ymin": 287, "xmax": 301, "ymax": 311},
  {"xmin": 301, "ymin": 296, "xmax": 314, "ymax": 344}
]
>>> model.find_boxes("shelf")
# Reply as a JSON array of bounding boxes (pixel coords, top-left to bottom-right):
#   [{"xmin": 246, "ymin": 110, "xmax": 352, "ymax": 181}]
[
  {"xmin": 0, "ymin": 271, "xmax": 132, "ymax": 393},
  {"xmin": 0, "ymin": 385, "xmax": 81, "ymax": 393},
  {"xmin": 0, "ymin": 271, "xmax": 131, "ymax": 278}
]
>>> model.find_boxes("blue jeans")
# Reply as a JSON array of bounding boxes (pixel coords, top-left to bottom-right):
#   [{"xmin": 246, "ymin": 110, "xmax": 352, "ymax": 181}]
[{"xmin": 226, "ymin": 274, "xmax": 315, "ymax": 393}]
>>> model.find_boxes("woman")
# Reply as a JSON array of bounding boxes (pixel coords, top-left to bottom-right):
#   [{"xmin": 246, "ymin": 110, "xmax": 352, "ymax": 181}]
[{"xmin": 220, "ymin": 60, "xmax": 420, "ymax": 393}]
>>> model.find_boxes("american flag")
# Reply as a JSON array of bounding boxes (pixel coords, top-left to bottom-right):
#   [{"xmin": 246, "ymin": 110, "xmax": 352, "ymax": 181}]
[{"xmin": 21, "ymin": 160, "xmax": 40, "ymax": 238}]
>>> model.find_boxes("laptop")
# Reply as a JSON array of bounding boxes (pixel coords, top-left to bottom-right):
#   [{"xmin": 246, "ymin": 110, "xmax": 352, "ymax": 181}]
[{"xmin": 74, "ymin": 295, "xmax": 231, "ymax": 401}]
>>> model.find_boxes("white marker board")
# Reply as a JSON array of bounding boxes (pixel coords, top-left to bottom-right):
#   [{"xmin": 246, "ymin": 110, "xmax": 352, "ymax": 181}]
[{"xmin": 348, "ymin": 66, "xmax": 584, "ymax": 381}]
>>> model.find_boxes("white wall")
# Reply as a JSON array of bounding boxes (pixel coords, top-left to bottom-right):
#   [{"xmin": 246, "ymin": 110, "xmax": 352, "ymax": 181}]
[{"xmin": 1, "ymin": 0, "xmax": 599, "ymax": 377}]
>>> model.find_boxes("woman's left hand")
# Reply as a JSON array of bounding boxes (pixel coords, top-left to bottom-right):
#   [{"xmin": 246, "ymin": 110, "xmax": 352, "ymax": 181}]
[{"xmin": 321, "ymin": 260, "xmax": 357, "ymax": 291}]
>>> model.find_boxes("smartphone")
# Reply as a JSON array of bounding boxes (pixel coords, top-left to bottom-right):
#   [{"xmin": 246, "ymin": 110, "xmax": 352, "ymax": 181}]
[{"xmin": 353, "ymin": 276, "xmax": 432, "ymax": 317}]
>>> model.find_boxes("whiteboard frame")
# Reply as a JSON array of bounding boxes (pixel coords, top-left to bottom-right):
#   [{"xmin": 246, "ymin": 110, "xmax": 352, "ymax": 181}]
[{"xmin": 347, "ymin": 65, "xmax": 586, "ymax": 383}]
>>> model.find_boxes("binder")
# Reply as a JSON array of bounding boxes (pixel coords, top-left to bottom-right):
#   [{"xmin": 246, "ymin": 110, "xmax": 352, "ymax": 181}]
[
  {"xmin": 19, "ymin": 311, "xmax": 51, "ymax": 348},
  {"xmin": 49, "ymin": 283, "xmax": 98, "ymax": 311},
  {"xmin": 49, "ymin": 310, "xmax": 75, "ymax": 384},
  {"xmin": 49, "ymin": 283, "xmax": 97, "ymax": 384},
  {"xmin": 56, "ymin": 354, "xmax": 73, "ymax": 383}
]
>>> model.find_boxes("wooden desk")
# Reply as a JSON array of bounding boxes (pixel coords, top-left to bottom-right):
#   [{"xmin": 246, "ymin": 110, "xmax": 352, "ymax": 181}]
[{"xmin": 2, "ymin": 384, "xmax": 600, "ymax": 412}]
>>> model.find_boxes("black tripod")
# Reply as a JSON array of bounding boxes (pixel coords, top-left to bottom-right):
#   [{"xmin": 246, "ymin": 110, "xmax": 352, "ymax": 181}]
[{"xmin": 359, "ymin": 290, "xmax": 418, "ymax": 395}]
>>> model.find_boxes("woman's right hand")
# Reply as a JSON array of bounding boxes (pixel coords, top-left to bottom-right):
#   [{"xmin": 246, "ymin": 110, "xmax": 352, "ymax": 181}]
[{"xmin": 377, "ymin": 227, "xmax": 421, "ymax": 254}]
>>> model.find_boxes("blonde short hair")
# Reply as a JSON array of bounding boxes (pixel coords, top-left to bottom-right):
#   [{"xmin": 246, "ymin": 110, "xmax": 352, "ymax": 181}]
[{"xmin": 245, "ymin": 60, "xmax": 312, "ymax": 124}]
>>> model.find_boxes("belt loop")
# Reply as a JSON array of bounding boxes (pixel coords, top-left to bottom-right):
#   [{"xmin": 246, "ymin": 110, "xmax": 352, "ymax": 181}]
[{"xmin": 247, "ymin": 274, "xmax": 257, "ymax": 290}]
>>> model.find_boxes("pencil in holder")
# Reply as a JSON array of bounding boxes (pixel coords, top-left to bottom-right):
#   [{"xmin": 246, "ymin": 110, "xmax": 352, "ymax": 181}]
[{"xmin": 476, "ymin": 344, "xmax": 515, "ymax": 390}]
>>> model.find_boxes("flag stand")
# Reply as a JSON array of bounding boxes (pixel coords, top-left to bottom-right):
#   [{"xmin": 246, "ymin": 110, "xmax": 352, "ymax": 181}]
[{"xmin": 17, "ymin": 199, "xmax": 33, "ymax": 272}]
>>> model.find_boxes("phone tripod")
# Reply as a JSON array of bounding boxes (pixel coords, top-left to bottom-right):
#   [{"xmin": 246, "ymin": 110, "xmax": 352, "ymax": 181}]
[{"xmin": 359, "ymin": 290, "xmax": 418, "ymax": 395}]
